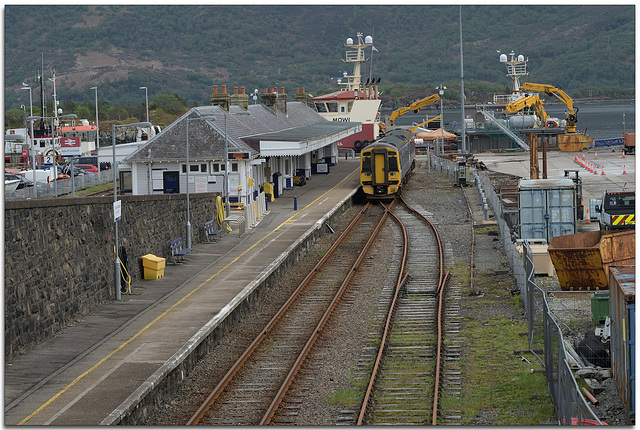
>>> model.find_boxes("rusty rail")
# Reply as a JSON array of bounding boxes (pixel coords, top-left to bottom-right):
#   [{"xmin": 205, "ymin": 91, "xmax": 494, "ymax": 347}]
[{"xmin": 187, "ymin": 202, "xmax": 389, "ymax": 425}]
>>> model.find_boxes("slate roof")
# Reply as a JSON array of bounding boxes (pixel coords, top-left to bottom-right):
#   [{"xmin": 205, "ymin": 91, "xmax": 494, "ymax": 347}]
[{"xmin": 125, "ymin": 102, "xmax": 332, "ymax": 163}]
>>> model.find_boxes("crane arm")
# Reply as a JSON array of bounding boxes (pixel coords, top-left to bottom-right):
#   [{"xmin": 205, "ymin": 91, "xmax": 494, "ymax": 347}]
[
  {"xmin": 521, "ymin": 82, "xmax": 575, "ymax": 114},
  {"xmin": 505, "ymin": 94, "xmax": 549, "ymax": 123},
  {"xmin": 388, "ymin": 93, "xmax": 440, "ymax": 126},
  {"xmin": 521, "ymin": 82, "xmax": 578, "ymax": 132}
]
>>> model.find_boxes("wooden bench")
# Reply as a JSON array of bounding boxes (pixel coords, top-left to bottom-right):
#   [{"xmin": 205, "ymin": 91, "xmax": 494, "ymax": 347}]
[
  {"xmin": 169, "ymin": 237, "xmax": 192, "ymax": 264},
  {"xmin": 204, "ymin": 220, "xmax": 224, "ymax": 242}
]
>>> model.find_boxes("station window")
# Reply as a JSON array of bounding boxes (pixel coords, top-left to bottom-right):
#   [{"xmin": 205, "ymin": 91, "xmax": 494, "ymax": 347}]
[
  {"xmin": 284, "ymin": 158, "xmax": 290, "ymax": 175},
  {"xmin": 212, "ymin": 164, "xmax": 219, "ymax": 172},
  {"xmin": 231, "ymin": 163, "xmax": 238, "ymax": 172},
  {"xmin": 201, "ymin": 163, "xmax": 207, "ymax": 173}
]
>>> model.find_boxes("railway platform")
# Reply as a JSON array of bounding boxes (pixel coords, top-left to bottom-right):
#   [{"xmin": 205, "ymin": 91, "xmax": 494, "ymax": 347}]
[{"xmin": 4, "ymin": 159, "xmax": 361, "ymax": 426}]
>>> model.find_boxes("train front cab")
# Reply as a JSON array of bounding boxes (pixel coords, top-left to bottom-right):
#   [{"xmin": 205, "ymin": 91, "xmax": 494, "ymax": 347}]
[{"xmin": 360, "ymin": 145, "xmax": 401, "ymax": 198}]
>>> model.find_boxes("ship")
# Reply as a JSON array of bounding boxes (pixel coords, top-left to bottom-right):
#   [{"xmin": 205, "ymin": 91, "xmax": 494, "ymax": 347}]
[{"xmin": 311, "ymin": 33, "xmax": 382, "ymax": 152}]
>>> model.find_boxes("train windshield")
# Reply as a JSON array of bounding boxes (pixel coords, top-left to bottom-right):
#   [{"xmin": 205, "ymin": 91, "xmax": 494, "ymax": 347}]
[
  {"xmin": 388, "ymin": 155, "xmax": 399, "ymax": 172},
  {"xmin": 361, "ymin": 155, "xmax": 372, "ymax": 173}
]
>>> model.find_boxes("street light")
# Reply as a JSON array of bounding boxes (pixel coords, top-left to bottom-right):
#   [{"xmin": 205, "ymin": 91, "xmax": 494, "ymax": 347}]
[
  {"xmin": 21, "ymin": 84, "xmax": 33, "ymax": 117},
  {"xmin": 185, "ymin": 115, "xmax": 216, "ymax": 249},
  {"xmin": 139, "ymin": 86, "xmax": 149, "ymax": 123},
  {"xmin": 112, "ymin": 121, "xmax": 151, "ymax": 300},
  {"xmin": 436, "ymin": 84, "xmax": 446, "ymax": 155},
  {"xmin": 90, "ymin": 87, "xmax": 99, "ymax": 149}
]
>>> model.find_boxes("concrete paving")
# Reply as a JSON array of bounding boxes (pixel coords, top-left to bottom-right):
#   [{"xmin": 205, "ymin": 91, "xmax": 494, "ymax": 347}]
[
  {"xmin": 473, "ymin": 148, "xmax": 635, "ymax": 204},
  {"xmin": 4, "ymin": 158, "xmax": 361, "ymax": 426}
]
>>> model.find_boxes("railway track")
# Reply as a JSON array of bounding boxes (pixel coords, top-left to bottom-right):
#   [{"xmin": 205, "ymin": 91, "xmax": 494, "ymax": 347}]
[
  {"xmin": 187, "ymin": 202, "xmax": 390, "ymax": 425},
  {"xmin": 356, "ymin": 196, "xmax": 448, "ymax": 425}
]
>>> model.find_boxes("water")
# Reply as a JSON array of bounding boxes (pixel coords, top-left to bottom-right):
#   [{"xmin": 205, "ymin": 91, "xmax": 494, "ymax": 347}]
[{"xmin": 387, "ymin": 100, "xmax": 635, "ymax": 140}]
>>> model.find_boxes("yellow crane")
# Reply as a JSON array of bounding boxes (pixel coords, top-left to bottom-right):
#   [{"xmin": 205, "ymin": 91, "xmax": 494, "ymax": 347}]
[
  {"xmin": 520, "ymin": 82, "xmax": 578, "ymax": 133},
  {"xmin": 381, "ymin": 93, "xmax": 440, "ymax": 133},
  {"xmin": 505, "ymin": 93, "xmax": 549, "ymax": 126},
  {"xmin": 520, "ymin": 82, "xmax": 593, "ymax": 152}
]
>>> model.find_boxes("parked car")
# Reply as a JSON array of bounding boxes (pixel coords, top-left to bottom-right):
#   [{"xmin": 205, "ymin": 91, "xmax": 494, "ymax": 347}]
[
  {"xmin": 73, "ymin": 164, "xmax": 98, "ymax": 174},
  {"xmin": 61, "ymin": 164, "xmax": 88, "ymax": 176},
  {"xmin": 5, "ymin": 171, "xmax": 34, "ymax": 189}
]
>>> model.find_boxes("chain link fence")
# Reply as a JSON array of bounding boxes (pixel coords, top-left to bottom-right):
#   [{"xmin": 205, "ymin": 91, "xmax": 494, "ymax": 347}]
[
  {"xmin": 5, "ymin": 169, "xmax": 114, "ymax": 199},
  {"xmin": 474, "ymin": 168, "xmax": 603, "ymax": 425}
]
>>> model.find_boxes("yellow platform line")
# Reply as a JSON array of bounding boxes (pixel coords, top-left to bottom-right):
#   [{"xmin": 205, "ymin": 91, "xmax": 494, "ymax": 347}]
[{"xmin": 19, "ymin": 167, "xmax": 358, "ymax": 425}]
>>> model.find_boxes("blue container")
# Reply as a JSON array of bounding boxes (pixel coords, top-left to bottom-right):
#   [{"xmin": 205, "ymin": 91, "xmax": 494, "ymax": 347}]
[{"xmin": 609, "ymin": 266, "xmax": 635, "ymax": 424}]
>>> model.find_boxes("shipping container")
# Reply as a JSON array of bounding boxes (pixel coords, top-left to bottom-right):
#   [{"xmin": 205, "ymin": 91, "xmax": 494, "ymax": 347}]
[
  {"xmin": 609, "ymin": 266, "xmax": 635, "ymax": 424},
  {"xmin": 518, "ymin": 178, "xmax": 575, "ymax": 243}
]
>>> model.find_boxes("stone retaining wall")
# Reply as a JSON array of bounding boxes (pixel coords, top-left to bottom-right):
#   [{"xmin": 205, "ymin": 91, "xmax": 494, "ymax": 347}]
[{"xmin": 4, "ymin": 193, "xmax": 220, "ymax": 361}]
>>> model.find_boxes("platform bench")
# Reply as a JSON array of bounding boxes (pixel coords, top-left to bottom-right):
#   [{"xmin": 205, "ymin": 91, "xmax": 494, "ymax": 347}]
[
  {"xmin": 204, "ymin": 220, "xmax": 224, "ymax": 242},
  {"xmin": 169, "ymin": 237, "xmax": 192, "ymax": 264}
]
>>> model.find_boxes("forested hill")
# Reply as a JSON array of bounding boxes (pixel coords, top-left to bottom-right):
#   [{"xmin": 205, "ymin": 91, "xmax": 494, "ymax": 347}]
[{"xmin": 5, "ymin": 5, "xmax": 635, "ymax": 109}]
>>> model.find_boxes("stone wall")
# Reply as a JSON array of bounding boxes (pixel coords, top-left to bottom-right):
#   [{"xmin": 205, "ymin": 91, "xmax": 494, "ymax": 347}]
[{"xmin": 4, "ymin": 193, "xmax": 220, "ymax": 361}]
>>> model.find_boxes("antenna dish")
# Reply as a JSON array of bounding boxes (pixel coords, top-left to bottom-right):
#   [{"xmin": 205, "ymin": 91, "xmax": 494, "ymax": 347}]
[
  {"xmin": 365, "ymin": 35, "xmax": 373, "ymax": 44},
  {"xmin": 517, "ymin": 54, "xmax": 525, "ymax": 61},
  {"xmin": 499, "ymin": 54, "xmax": 507, "ymax": 62},
  {"xmin": 346, "ymin": 37, "xmax": 353, "ymax": 45}
]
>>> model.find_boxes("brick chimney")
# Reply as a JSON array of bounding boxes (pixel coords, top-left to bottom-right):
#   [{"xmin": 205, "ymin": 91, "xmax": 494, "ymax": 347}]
[
  {"xmin": 210, "ymin": 84, "xmax": 230, "ymax": 111},
  {"xmin": 260, "ymin": 87, "xmax": 278, "ymax": 114},
  {"xmin": 276, "ymin": 87, "xmax": 287, "ymax": 115},
  {"xmin": 294, "ymin": 87, "xmax": 307, "ymax": 103},
  {"xmin": 230, "ymin": 86, "xmax": 249, "ymax": 110}
]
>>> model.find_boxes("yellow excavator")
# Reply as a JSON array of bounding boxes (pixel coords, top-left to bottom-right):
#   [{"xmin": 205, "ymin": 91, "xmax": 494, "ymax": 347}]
[
  {"xmin": 520, "ymin": 82, "xmax": 593, "ymax": 151},
  {"xmin": 520, "ymin": 82, "xmax": 578, "ymax": 132},
  {"xmin": 505, "ymin": 93, "xmax": 549, "ymax": 126},
  {"xmin": 381, "ymin": 93, "xmax": 440, "ymax": 133}
]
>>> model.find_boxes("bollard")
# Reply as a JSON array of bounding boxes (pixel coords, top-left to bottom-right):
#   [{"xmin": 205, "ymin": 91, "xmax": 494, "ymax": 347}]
[
  {"xmin": 483, "ymin": 203, "xmax": 489, "ymax": 220},
  {"xmin": 294, "ymin": 196, "xmax": 298, "ymax": 210},
  {"xmin": 265, "ymin": 195, "xmax": 269, "ymax": 211}
]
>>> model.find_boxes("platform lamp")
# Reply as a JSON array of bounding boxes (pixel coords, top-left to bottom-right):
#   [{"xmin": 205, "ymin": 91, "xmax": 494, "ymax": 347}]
[
  {"xmin": 139, "ymin": 86, "xmax": 149, "ymax": 123},
  {"xmin": 185, "ymin": 115, "xmax": 216, "ymax": 249},
  {"xmin": 112, "ymin": 121, "xmax": 151, "ymax": 300},
  {"xmin": 21, "ymin": 84, "xmax": 33, "ymax": 117},
  {"xmin": 90, "ymin": 87, "xmax": 98, "ymax": 148},
  {"xmin": 436, "ymin": 84, "xmax": 446, "ymax": 155}
]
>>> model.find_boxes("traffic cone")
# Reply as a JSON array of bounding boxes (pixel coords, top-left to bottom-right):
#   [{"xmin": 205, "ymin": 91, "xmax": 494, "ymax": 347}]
[
  {"xmin": 595, "ymin": 152, "xmax": 598, "ymax": 159},
  {"xmin": 585, "ymin": 208, "xmax": 590, "ymax": 223},
  {"xmin": 622, "ymin": 150, "xmax": 626, "ymax": 158},
  {"xmin": 601, "ymin": 165, "xmax": 605, "ymax": 175},
  {"xmin": 623, "ymin": 165, "xmax": 627, "ymax": 174}
]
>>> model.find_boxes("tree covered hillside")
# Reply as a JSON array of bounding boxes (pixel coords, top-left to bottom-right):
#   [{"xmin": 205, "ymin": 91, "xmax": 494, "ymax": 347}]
[{"xmin": 4, "ymin": 5, "xmax": 635, "ymax": 109}]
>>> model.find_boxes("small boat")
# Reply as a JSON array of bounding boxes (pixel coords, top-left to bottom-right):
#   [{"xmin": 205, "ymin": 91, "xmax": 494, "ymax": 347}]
[{"xmin": 311, "ymin": 33, "xmax": 382, "ymax": 152}]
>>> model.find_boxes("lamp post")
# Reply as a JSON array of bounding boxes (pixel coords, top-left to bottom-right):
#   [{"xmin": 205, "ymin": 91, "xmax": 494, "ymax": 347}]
[
  {"xmin": 139, "ymin": 86, "xmax": 149, "ymax": 123},
  {"xmin": 436, "ymin": 84, "xmax": 446, "ymax": 155},
  {"xmin": 185, "ymin": 115, "xmax": 216, "ymax": 249},
  {"xmin": 112, "ymin": 121, "xmax": 151, "ymax": 300},
  {"xmin": 21, "ymin": 84, "xmax": 33, "ymax": 117},
  {"xmin": 90, "ymin": 86, "xmax": 99, "ymax": 149}
]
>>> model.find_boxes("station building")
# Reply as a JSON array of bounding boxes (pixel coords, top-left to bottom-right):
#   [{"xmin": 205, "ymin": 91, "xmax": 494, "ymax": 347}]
[{"xmin": 123, "ymin": 86, "xmax": 360, "ymax": 205}]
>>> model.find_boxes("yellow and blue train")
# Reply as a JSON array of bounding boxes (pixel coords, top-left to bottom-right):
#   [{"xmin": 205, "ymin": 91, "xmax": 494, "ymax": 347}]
[{"xmin": 359, "ymin": 128, "xmax": 416, "ymax": 200}]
